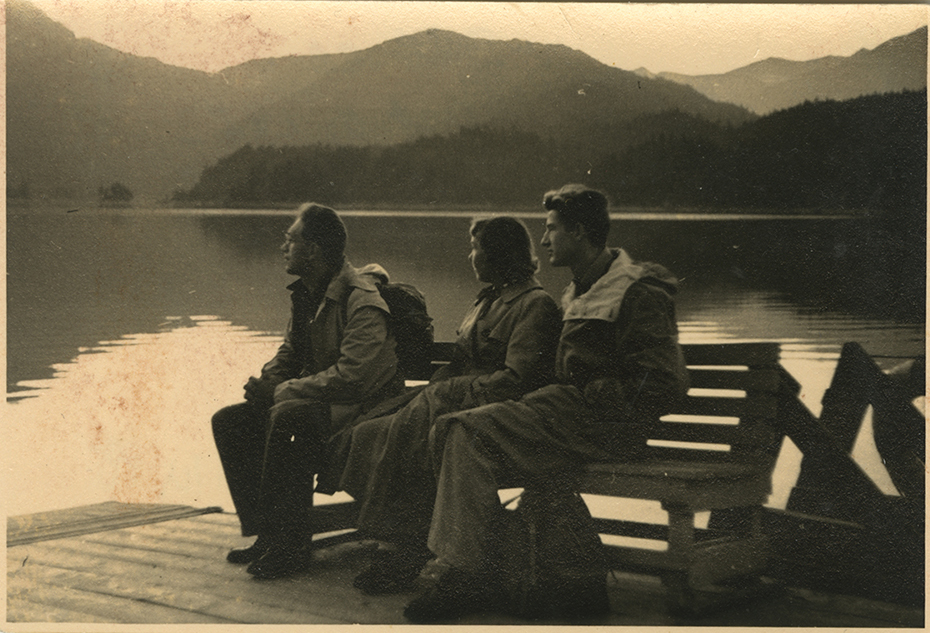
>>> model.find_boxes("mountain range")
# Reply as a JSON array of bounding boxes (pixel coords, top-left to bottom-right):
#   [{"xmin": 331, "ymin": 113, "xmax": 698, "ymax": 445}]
[
  {"xmin": 6, "ymin": 0, "xmax": 927, "ymax": 202},
  {"xmin": 648, "ymin": 27, "xmax": 927, "ymax": 115}
]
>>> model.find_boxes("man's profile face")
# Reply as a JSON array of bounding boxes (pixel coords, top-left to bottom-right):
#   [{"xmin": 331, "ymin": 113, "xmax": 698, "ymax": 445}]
[
  {"xmin": 541, "ymin": 210, "xmax": 579, "ymax": 268},
  {"xmin": 281, "ymin": 218, "xmax": 314, "ymax": 277}
]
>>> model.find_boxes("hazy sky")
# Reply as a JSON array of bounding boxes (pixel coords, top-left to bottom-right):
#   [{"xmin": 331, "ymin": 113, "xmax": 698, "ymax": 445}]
[{"xmin": 29, "ymin": 2, "xmax": 930, "ymax": 75}]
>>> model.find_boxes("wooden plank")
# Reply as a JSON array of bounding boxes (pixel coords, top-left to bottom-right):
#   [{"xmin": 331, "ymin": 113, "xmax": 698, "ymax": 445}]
[
  {"xmin": 7, "ymin": 512, "xmax": 924, "ymax": 627},
  {"xmin": 8, "ymin": 502, "xmax": 222, "ymax": 546},
  {"xmin": 129, "ymin": 517, "xmax": 248, "ymax": 545},
  {"xmin": 675, "ymin": 393, "xmax": 778, "ymax": 419},
  {"xmin": 579, "ymin": 470, "xmax": 771, "ymax": 509},
  {"xmin": 687, "ymin": 368, "xmax": 781, "ymax": 392},
  {"xmin": 682, "ymin": 343, "xmax": 780, "ymax": 368},
  {"xmin": 640, "ymin": 447, "xmax": 736, "ymax": 463},
  {"xmin": 51, "ymin": 526, "xmax": 286, "ymax": 580},
  {"xmin": 429, "ymin": 341, "xmax": 458, "ymax": 360},
  {"xmin": 85, "ymin": 518, "xmax": 360, "ymax": 559},
  {"xmin": 785, "ymin": 587, "xmax": 924, "ymax": 627},
  {"xmin": 591, "ymin": 518, "xmax": 734, "ymax": 543},
  {"xmin": 603, "ymin": 543, "xmax": 677, "ymax": 574},
  {"xmin": 689, "ymin": 535, "xmax": 769, "ymax": 586},
  {"xmin": 8, "ymin": 526, "xmax": 410, "ymax": 624},
  {"xmin": 78, "ymin": 525, "xmax": 249, "ymax": 563},
  {"xmin": 585, "ymin": 460, "xmax": 763, "ymax": 481},
  {"xmin": 308, "ymin": 500, "xmax": 359, "ymax": 533},
  {"xmin": 591, "ymin": 517, "xmax": 670, "ymax": 541},
  {"xmin": 649, "ymin": 420, "xmax": 772, "ymax": 446},
  {"xmin": 776, "ymin": 392, "xmax": 897, "ymax": 524},
  {"xmin": 183, "ymin": 512, "xmax": 242, "ymax": 527},
  {"xmin": 7, "ymin": 594, "xmax": 114, "ymax": 623},
  {"xmin": 8, "ymin": 564, "xmax": 231, "ymax": 623},
  {"xmin": 9, "ymin": 558, "xmax": 342, "ymax": 624},
  {"xmin": 9, "ymin": 501, "xmax": 218, "ymax": 532},
  {"xmin": 763, "ymin": 507, "xmax": 924, "ymax": 607}
]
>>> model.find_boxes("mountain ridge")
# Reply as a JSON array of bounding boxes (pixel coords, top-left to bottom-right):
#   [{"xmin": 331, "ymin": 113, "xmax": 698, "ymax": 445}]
[
  {"xmin": 7, "ymin": 0, "xmax": 926, "ymax": 202},
  {"xmin": 7, "ymin": 1, "xmax": 752, "ymax": 200},
  {"xmin": 655, "ymin": 26, "xmax": 927, "ymax": 114}
]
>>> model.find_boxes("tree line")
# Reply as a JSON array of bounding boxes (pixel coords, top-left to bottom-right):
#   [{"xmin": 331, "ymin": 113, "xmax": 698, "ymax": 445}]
[{"xmin": 175, "ymin": 90, "xmax": 926, "ymax": 224}]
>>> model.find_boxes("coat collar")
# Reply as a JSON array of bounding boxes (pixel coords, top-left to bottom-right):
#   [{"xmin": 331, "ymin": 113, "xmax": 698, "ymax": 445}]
[
  {"xmin": 476, "ymin": 276, "xmax": 544, "ymax": 305},
  {"xmin": 571, "ymin": 248, "xmax": 615, "ymax": 296},
  {"xmin": 502, "ymin": 276, "xmax": 543, "ymax": 303},
  {"xmin": 561, "ymin": 248, "xmax": 645, "ymax": 322},
  {"xmin": 287, "ymin": 260, "xmax": 380, "ymax": 309}
]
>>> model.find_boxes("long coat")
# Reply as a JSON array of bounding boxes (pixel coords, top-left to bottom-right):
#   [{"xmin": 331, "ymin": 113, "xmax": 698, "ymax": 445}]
[
  {"xmin": 426, "ymin": 248, "xmax": 690, "ymax": 571},
  {"xmin": 263, "ymin": 260, "xmax": 404, "ymax": 430},
  {"xmin": 317, "ymin": 277, "xmax": 562, "ymax": 541},
  {"xmin": 211, "ymin": 260, "xmax": 403, "ymax": 537}
]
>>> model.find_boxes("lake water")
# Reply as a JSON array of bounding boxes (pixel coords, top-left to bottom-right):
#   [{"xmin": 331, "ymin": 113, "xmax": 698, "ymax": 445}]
[{"xmin": 5, "ymin": 207, "xmax": 925, "ymax": 524}]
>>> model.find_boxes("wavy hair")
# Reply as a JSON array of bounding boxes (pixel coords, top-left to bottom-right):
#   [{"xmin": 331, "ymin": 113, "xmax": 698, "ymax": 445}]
[
  {"xmin": 542, "ymin": 184, "xmax": 610, "ymax": 249},
  {"xmin": 470, "ymin": 216, "xmax": 538, "ymax": 285}
]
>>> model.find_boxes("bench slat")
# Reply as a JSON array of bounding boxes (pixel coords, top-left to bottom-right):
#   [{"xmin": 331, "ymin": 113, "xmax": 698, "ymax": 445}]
[
  {"xmin": 648, "ymin": 419, "xmax": 776, "ymax": 447},
  {"xmin": 579, "ymin": 464, "xmax": 773, "ymax": 506},
  {"xmin": 586, "ymin": 460, "xmax": 765, "ymax": 479},
  {"xmin": 672, "ymin": 393, "xmax": 778, "ymax": 419},
  {"xmin": 640, "ymin": 446, "xmax": 776, "ymax": 464},
  {"xmin": 429, "ymin": 342, "xmax": 458, "ymax": 360},
  {"xmin": 686, "ymin": 369, "xmax": 781, "ymax": 392},
  {"xmin": 590, "ymin": 517, "xmax": 733, "ymax": 542},
  {"xmin": 683, "ymin": 343, "xmax": 780, "ymax": 367}
]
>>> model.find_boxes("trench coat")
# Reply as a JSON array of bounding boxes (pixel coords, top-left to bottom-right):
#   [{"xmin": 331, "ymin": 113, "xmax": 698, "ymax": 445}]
[
  {"xmin": 263, "ymin": 260, "xmax": 404, "ymax": 429},
  {"xmin": 426, "ymin": 248, "xmax": 690, "ymax": 571},
  {"xmin": 317, "ymin": 277, "xmax": 561, "ymax": 542},
  {"xmin": 212, "ymin": 260, "xmax": 402, "ymax": 536}
]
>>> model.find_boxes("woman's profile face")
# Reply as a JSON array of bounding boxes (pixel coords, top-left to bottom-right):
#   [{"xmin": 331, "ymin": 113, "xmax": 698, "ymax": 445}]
[{"xmin": 469, "ymin": 232, "xmax": 493, "ymax": 284}]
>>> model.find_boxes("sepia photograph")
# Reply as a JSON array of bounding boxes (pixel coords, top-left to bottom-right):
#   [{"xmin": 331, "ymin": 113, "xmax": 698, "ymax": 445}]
[{"xmin": 4, "ymin": 0, "xmax": 927, "ymax": 627}]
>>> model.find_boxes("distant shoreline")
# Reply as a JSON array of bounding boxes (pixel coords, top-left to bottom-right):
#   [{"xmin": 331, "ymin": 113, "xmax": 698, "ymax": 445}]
[{"xmin": 6, "ymin": 199, "xmax": 865, "ymax": 220}]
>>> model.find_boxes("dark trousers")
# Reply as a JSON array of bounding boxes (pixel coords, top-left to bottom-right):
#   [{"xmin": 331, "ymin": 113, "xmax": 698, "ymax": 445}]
[{"xmin": 212, "ymin": 399, "xmax": 331, "ymax": 542}]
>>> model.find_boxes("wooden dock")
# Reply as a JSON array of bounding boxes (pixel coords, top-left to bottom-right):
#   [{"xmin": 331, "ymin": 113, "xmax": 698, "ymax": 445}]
[{"xmin": 6, "ymin": 502, "xmax": 924, "ymax": 626}]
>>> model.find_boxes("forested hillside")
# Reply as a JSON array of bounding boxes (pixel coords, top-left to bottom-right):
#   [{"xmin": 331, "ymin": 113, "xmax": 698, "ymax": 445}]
[{"xmin": 177, "ymin": 90, "xmax": 926, "ymax": 224}]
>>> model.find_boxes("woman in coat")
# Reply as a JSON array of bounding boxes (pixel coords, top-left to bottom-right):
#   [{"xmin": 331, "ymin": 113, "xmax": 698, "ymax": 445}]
[{"xmin": 319, "ymin": 215, "xmax": 562, "ymax": 594}]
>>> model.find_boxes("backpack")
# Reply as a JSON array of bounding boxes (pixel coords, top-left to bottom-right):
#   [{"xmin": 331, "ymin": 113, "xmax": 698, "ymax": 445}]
[
  {"xmin": 376, "ymin": 281, "xmax": 434, "ymax": 381},
  {"xmin": 495, "ymin": 486, "xmax": 610, "ymax": 621}
]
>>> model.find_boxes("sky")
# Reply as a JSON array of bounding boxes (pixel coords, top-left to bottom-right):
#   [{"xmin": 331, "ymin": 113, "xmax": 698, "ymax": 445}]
[{"xmin": 29, "ymin": 1, "xmax": 929, "ymax": 76}]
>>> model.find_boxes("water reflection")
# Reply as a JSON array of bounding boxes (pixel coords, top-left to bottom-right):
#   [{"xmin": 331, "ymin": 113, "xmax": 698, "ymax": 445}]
[
  {"xmin": 5, "ymin": 311, "xmax": 917, "ymax": 517},
  {"xmin": 5, "ymin": 317, "xmax": 278, "ymax": 516}
]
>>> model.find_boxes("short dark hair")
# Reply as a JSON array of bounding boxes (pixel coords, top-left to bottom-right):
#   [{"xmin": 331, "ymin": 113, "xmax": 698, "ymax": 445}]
[
  {"xmin": 297, "ymin": 202, "xmax": 347, "ymax": 267},
  {"xmin": 542, "ymin": 184, "xmax": 610, "ymax": 249},
  {"xmin": 470, "ymin": 216, "xmax": 538, "ymax": 285}
]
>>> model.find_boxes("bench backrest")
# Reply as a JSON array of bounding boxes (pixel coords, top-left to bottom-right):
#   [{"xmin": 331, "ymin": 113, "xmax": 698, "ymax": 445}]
[
  {"xmin": 647, "ymin": 342, "xmax": 784, "ymax": 465},
  {"xmin": 421, "ymin": 341, "xmax": 786, "ymax": 466},
  {"xmin": 424, "ymin": 342, "xmax": 459, "ymax": 379}
]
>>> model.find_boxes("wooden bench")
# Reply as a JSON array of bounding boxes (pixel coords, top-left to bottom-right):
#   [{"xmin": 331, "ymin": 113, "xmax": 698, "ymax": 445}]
[
  {"xmin": 311, "ymin": 341, "xmax": 795, "ymax": 612},
  {"xmin": 577, "ymin": 342, "xmax": 790, "ymax": 612}
]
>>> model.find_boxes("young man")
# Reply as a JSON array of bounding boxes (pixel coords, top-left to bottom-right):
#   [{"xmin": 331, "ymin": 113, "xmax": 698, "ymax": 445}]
[
  {"xmin": 404, "ymin": 184, "xmax": 690, "ymax": 622},
  {"xmin": 212, "ymin": 203, "xmax": 402, "ymax": 579}
]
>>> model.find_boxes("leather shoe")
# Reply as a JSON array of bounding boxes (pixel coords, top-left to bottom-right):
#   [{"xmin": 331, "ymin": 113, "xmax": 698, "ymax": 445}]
[
  {"xmin": 226, "ymin": 536, "xmax": 270, "ymax": 565},
  {"xmin": 404, "ymin": 567, "xmax": 496, "ymax": 623},
  {"xmin": 354, "ymin": 547, "xmax": 432, "ymax": 595},
  {"xmin": 246, "ymin": 544, "xmax": 314, "ymax": 579}
]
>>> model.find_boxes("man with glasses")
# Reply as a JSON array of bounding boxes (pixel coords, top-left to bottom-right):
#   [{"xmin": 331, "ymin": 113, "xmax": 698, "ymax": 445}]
[{"xmin": 212, "ymin": 203, "xmax": 403, "ymax": 579}]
